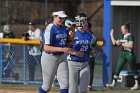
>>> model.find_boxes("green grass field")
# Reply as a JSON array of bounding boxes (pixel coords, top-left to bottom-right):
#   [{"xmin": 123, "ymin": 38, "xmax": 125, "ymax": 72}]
[{"xmin": 0, "ymin": 83, "xmax": 140, "ymax": 93}]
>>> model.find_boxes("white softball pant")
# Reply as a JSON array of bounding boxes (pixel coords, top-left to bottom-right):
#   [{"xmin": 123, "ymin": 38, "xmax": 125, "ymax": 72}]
[
  {"xmin": 41, "ymin": 51, "xmax": 69, "ymax": 92},
  {"xmin": 68, "ymin": 61, "xmax": 90, "ymax": 93}
]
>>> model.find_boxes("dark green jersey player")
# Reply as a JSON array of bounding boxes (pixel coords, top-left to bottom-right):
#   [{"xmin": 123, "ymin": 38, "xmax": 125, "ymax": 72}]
[
  {"xmin": 106, "ymin": 23, "xmax": 139, "ymax": 90},
  {"xmin": 118, "ymin": 33, "xmax": 134, "ymax": 53}
]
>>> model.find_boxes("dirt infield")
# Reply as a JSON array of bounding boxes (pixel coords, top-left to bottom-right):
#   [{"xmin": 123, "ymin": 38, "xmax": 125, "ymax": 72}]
[{"xmin": 0, "ymin": 89, "xmax": 58, "ymax": 93}]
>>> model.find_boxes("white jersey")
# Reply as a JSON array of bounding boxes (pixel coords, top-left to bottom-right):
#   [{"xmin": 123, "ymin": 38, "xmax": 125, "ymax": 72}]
[{"xmin": 28, "ymin": 28, "xmax": 41, "ymax": 56}]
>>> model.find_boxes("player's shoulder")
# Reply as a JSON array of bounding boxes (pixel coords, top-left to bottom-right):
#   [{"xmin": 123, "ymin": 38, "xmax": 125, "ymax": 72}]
[
  {"xmin": 46, "ymin": 23, "xmax": 54, "ymax": 29},
  {"xmin": 86, "ymin": 30, "xmax": 93, "ymax": 37},
  {"xmin": 86, "ymin": 31, "xmax": 97, "ymax": 41},
  {"xmin": 86, "ymin": 30, "xmax": 92, "ymax": 34},
  {"xmin": 128, "ymin": 33, "xmax": 133, "ymax": 37},
  {"xmin": 45, "ymin": 23, "xmax": 54, "ymax": 32},
  {"xmin": 127, "ymin": 33, "xmax": 134, "ymax": 40},
  {"xmin": 124, "ymin": 33, "xmax": 133, "ymax": 38},
  {"xmin": 35, "ymin": 28, "xmax": 41, "ymax": 32}
]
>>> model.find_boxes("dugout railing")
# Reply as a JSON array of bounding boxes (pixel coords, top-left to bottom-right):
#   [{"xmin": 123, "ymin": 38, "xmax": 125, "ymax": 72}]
[{"xmin": 0, "ymin": 38, "xmax": 103, "ymax": 85}]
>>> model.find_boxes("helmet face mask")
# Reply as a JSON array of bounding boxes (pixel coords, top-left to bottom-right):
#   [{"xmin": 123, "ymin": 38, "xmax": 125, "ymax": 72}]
[
  {"xmin": 65, "ymin": 18, "xmax": 76, "ymax": 28},
  {"xmin": 75, "ymin": 17, "xmax": 87, "ymax": 23},
  {"xmin": 75, "ymin": 16, "xmax": 87, "ymax": 29}
]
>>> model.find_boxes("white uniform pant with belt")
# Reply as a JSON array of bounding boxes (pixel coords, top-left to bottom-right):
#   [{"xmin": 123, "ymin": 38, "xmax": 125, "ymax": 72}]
[
  {"xmin": 41, "ymin": 52, "xmax": 69, "ymax": 91},
  {"xmin": 68, "ymin": 61, "xmax": 90, "ymax": 93}
]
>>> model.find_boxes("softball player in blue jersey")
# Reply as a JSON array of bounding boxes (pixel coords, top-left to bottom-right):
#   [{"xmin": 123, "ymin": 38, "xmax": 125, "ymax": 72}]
[
  {"xmin": 37, "ymin": 11, "xmax": 70, "ymax": 93},
  {"xmin": 37, "ymin": 11, "xmax": 83, "ymax": 93},
  {"xmin": 68, "ymin": 13, "xmax": 97, "ymax": 93}
]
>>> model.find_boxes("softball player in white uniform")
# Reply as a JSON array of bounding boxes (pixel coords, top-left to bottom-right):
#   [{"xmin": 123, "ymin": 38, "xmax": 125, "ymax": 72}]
[
  {"xmin": 37, "ymin": 11, "xmax": 70, "ymax": 93},
  {"xmin": 68, "ymin": 13, "xmax": 97, "ymax": 93}
]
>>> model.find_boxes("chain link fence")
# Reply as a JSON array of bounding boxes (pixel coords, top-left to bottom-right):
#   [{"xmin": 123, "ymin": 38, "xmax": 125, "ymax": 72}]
[
  {"xmin": 0, "ymin": 43, "xmax": 42, "ymax": 84},
  {"xmin": 0, "ymin": 42, "xmax": 103, "ymax": 85}
]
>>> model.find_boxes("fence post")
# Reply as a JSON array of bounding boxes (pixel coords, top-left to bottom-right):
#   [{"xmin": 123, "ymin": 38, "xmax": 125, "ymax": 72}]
[
  {"xmin": 0, "ymin": 43, "xmax": 2, "ymax": 82},
  {"xmin": 103, "ymin": 0, "xmax": 111, "ymax": 86},
  {"xmin": 23, "ymin": 44, "xmax": 27, "ymax": 82}
]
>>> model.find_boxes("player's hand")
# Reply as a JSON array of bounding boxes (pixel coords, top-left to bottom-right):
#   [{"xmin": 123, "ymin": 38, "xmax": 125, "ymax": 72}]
[
  {"xmin": 74, "ymin": 51, "xmax": 84, "ymax": 57},
  {"xmin": 62, "ymin": 48, "xmax": 73, "ymax": 54},
  {"xmin": 22, "ymin": 37, "xmax": 26, "ymax": 40},
  {"xmin": 116, "ymin": 40, "xmax": 121, "ymax": 46}
]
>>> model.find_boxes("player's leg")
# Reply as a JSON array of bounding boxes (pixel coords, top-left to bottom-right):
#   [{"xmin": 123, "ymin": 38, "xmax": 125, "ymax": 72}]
[
  {"xmin": 106, "ymin": 54, "xmax": 126, "ymax": 88},
  {"xmin": 79, "ymin": 62, "xmax": 90, "ymax": 93},
  {"xmin": 37, "ymin": 52, "xmax": 58, "ymax": 93},
  {"xmin": 126, "ymin": 53, "xmax": 138, "ymax": 90},
  {"xmin": 68, "ymin": 61, "xmax": 80, "ymax": 93},
  {"xmin": 57, "ymin": 54, "xmax": 69, "ymax": 93}
]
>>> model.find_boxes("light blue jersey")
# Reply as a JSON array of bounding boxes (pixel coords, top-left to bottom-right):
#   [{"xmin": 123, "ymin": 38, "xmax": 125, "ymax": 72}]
[
  {"xmin": 43, "ymin": 23, "xmax": 67, "ymax": 55},
  {"xmin": 68, "ymin": 28, "xmax": 96, "ymax": 61}
]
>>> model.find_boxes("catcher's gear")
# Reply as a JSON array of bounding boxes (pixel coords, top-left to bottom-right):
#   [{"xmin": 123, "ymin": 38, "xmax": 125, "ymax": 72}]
[{"xmin": 65, "ymin": 18, "xmax": 76, "ymax": 47}]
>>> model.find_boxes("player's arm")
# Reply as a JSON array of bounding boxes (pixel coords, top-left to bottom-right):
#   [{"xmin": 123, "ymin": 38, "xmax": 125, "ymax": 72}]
[
  {"xmin": 44, "ymin": 44, "xmax": 72, "ymax": 53},
  {"xmin": 110, "ymin": 29, "xmax": 122, "ymax": 46},
  {"xmin": 110, "ymin": 29, "xmax": 117, "ymax": 45},
  {"xmin": 44, "ymin": 44, "xmax": 83, "ymax": 57},
  {"xmin": 44, "ymin": 44, "xmax": 63, "ymax": 52},
  {"xmin": 68, "ymin": 50, "xmax": 84, "ymax": 57},
  {"xmin": 121, "ymin": 41, "xmax": 133, "ymax": 48}
]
